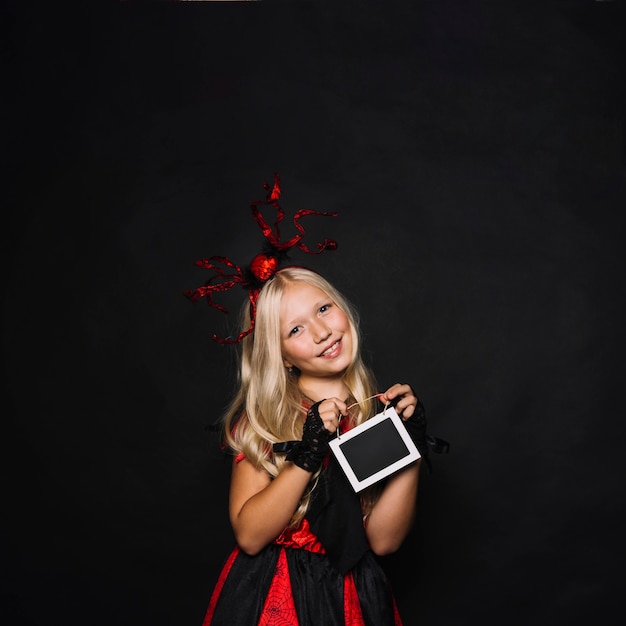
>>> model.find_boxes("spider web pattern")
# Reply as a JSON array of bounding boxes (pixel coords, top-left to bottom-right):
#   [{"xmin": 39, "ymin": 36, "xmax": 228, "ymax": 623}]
[
  {"xmin": 258, "ymin": 549, "xmax": 299, "ymax": 626},
  {"xmin": 344, "ymin": 572, "xmax": 365, "ymax": 625}
]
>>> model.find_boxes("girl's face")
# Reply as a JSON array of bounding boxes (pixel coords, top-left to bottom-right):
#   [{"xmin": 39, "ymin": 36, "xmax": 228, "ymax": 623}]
[{"xmin": 280, "ymin": 281, "xmax": 352, "ymax": 382}]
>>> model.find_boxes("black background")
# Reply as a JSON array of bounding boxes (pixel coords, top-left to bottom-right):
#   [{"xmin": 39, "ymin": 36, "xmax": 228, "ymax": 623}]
[{"xmin": 3, "ymin": 1, "xmax": 625, "ymax": 625}]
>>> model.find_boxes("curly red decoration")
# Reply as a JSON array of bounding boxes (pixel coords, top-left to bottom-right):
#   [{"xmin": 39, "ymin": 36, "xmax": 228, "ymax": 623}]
[{"xmin": 184, "ymin": 173, "xmax": 338, "ymax": 344}]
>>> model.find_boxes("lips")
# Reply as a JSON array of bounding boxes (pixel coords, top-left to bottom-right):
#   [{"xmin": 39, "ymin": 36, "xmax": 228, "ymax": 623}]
[{"xmin": 319, "ymin": 339, "xmax": 341, "ymax": 358}]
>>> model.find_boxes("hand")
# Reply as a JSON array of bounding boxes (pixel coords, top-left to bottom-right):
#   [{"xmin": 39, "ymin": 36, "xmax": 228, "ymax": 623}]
[
  {"xmin": 380, "ymin": 383, "xmax": 428, "ymax": 458},
  {"xmin": 286, "ymin": 399, "xmax": 340, "ymax": 473},
  {"xmin": 315, "ymin": 397, "xmax": 348, "ymax": 434},
  {"xmin": 378, "ymin": 383, "xmax": 418, "ymax": 420}
]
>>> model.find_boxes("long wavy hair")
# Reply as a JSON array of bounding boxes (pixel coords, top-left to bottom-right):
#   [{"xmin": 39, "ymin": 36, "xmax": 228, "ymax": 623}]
[{"xmin": 222, "ymin": 267, "xmax": 382, "ymax": 524}]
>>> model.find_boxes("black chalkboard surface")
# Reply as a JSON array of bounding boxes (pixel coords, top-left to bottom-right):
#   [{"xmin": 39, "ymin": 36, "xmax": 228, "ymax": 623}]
[{"xmin": 329, "ymin": 407, "xmax": 421, "ymax": 492}]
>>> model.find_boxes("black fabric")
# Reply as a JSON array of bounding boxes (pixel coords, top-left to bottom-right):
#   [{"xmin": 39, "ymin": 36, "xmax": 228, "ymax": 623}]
[
  {"xmin": 283, "ymin": 548, "xmax": 345, "ymax": 625},
  {"xmin": 425, "ymin": 434, "xmax": 450, "ymax": 455},
  {"xmin": 351, "ymin": 554, "xmax": 399, "ymax": 626},
  {"xmin": 208, "ymin": 547, "xmax": 280, "ymax": 625},
  {"xmin": 401, "ymin": 400, "xmax": 429, "ymax": 457},
  {"xmin": 286, "ymin": 550, "xmax": 398, "ymax": 626},
  {"xmin": 273, "ymin": 440, "xmax": 370, "ymax": 575},
  {"xmin": 273, "ymin": 440, "xmax": 300, "ymax": 453},
  {"xmin": 307, "ymin": 453, "xmax": 370, "ymax": 574},
  {"xmin": 208, "ymin": 544, "xmax": 398, "ymax": 626},
  {"xmin": 397, "ymin": 399, "xmax": 450, "ymax": 474}
]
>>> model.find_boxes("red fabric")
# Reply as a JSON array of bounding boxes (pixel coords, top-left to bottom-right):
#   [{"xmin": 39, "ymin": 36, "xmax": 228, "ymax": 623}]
[
  {"xmin": 343, "ymin": 572, "xmax": 365, "ymax": 625},
  {"xmin": 205, "ymin": 408, "xmax": 404, "ymax": 625},
  {"xmin": 258, "ymin": 548, "xmax": 299, "ymax": 626},
  {"xmin": 202, "ymin": 546, "xmax": 240, "ymax": 626},
  {"xmin": 201, "ymin": 521, "xmax": 402, "ymax": 626},
  {"xmin": 392, "ymin": 595, "xmax": 403, "ymax": 625},
  {"xmin": 274, "ymin": 518, "xmax": 325, "ymax": 553}
]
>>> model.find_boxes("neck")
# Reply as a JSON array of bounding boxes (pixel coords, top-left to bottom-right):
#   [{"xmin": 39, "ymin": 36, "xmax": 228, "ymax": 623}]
[{"xmin": 298, "ymin": 377, "xmax": 350, "ymax": 403}]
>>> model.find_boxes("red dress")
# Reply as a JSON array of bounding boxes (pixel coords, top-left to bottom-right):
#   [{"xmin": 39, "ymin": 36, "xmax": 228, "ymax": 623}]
[{"xmin": 201, "ymin": 452, "xmax": 403, "ymax": 625}]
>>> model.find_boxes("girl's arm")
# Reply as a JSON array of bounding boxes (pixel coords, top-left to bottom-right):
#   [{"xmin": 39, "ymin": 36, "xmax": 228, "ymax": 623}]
[
  {"xmin": 229, "ymin": 397, "xmax": 345, "ymax": 555},
  {"xmin": 364, "ymin": 382, "xmax": 422, "ymax": 555},
  {"xmin": 228, "ymin": 457, "xmax": 311, "ymax": 555},
  {"xmin": 364, "ymin": 460, "xmax": 421, "ymax": 554}
]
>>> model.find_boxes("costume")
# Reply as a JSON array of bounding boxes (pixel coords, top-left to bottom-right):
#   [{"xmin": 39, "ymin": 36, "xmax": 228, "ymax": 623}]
[
  {"xmin": 186, "ymin": 174, "xmax": 449, "ymax": 624},
  {"xmin": 202, "ymin": 423, "xmax": 404, "ymax": 626}
]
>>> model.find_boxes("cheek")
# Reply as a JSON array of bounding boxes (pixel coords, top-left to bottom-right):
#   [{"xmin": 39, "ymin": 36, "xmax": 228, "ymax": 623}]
[
  {"xmin": 281, "ymin": 339, "xmax": 304, "ymax": 363},
  {"xmin": 339, "ymin": 316, "xmax": 354, "ymax": 351},
  {"xmin": 337, "ymin": 312, "xmax": 351, "ymax": 332}
]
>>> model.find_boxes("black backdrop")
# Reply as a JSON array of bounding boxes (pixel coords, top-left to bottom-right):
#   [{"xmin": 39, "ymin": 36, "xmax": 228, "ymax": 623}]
[{"xmin": 3, "ymin": 1, "xmax": 625, "ymax": 625}]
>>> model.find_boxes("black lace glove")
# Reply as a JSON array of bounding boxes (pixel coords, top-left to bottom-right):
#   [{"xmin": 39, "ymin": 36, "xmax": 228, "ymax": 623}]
[
  {"xmin": 400, "ymin": 399, "xmax": 450, "ymax": 473},
  {"xmin": 402, "ymin": 399, "xmax": 429, "ymax": 459},
  {"xmin": 285, "ymin": 400, "xmax": 330, "ymax": 473}
]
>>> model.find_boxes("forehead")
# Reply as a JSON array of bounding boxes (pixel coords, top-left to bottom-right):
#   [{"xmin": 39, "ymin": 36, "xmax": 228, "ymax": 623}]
[{"xmin": 280, "ymin": 282, "xmax": 329, "ymax": 320}]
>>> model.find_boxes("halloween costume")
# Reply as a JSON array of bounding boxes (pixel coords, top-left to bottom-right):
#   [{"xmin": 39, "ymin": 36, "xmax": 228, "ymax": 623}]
[
  {"xmin": 202, "ymin": 408, "xmax": 403, "ymax": 626},
  {"xmin": 187, "ymin": 174, "xmax": 449, "ymax": 625}
]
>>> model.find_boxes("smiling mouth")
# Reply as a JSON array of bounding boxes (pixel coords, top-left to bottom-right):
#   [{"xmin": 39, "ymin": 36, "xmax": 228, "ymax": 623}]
[{"xmin": 320, "ymin": 340, "xmax": 341, "ymax": 357}]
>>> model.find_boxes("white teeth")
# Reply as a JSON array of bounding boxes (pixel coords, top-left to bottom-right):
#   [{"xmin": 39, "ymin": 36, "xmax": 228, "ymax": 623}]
[{"xmin": 321, "ymin": 341, "xmax": 339, "ymax": 356}]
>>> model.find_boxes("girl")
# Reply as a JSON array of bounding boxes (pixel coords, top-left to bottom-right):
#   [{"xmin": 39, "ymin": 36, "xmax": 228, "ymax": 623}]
[{"xmin": 201, "ymin": 266, "xmax": 428, "ymax": 625}]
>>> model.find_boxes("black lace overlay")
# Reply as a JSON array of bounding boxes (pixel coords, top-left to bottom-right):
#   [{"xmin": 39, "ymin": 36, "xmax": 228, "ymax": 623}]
[{"xmin": 285, "ymin": 400, "xmax": 330, "ymax": 473}]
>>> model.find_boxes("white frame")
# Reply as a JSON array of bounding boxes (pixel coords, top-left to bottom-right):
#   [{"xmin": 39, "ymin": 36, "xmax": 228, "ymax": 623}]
[{"xmin": 329, "ymin": 406, "xmax": 421, "ymax": 492}]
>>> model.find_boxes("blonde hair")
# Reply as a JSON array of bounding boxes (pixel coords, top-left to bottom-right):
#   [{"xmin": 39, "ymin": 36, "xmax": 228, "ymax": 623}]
[{"xmin": 222, "ymin": 267, "xmax": 381, "ymax": 524}]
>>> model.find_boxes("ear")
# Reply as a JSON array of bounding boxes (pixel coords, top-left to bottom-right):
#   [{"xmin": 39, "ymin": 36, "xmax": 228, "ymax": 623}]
[{"xmin": 283, "ymin": 357, "xmax": 293, "ymax": 369}]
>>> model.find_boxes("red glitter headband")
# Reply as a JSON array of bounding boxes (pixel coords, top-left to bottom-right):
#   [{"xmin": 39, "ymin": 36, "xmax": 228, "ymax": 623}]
[{"xmin": 184, "ymin": 173, "xmax": 338, "ymax": 344}]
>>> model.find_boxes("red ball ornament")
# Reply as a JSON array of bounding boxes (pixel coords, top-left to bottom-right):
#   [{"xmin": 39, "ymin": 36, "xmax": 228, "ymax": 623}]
[{"xmin": 249, "ymin": 253, "xmax": 279, "ymax": 281}]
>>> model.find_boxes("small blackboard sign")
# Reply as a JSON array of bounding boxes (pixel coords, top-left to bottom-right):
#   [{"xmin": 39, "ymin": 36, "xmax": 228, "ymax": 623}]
[{"xmin": 329, "ymin": 406, "xmax": 421, "ymax": 492}]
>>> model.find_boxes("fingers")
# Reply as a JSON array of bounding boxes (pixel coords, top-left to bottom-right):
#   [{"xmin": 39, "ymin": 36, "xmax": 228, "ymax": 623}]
[
  {"xmin": 317, "ymin": 397, "xmax": 347, "ymax": 434},
  {"xmin": 380, "ymin": 383, "xmax": 418, "ymax": 419}
]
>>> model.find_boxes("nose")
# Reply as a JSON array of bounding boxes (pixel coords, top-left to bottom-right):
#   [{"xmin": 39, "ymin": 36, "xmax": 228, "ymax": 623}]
[{"xmin": 312, "ymin": 319, "xmax": 331, "ymax": 343}]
